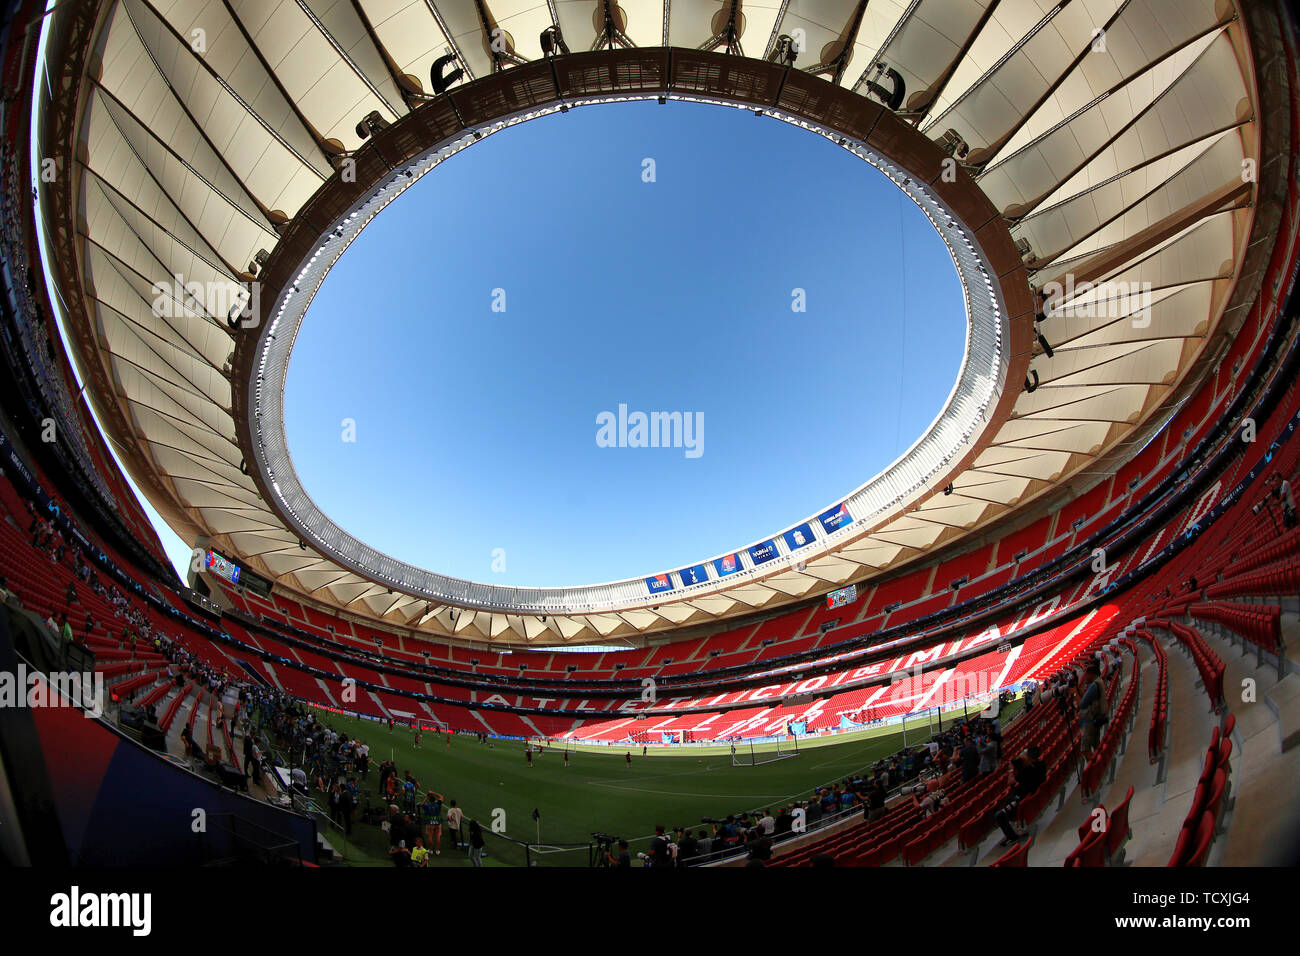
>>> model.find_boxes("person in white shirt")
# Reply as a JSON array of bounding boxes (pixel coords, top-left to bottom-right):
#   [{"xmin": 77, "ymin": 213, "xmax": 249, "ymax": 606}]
[
  {"xmin": 446, "ymin": 800, "xmax": 464, "ymax": 847},
  {"xmin": 758, "ymin": 810, "xmax": 775, "ymax": 836}
]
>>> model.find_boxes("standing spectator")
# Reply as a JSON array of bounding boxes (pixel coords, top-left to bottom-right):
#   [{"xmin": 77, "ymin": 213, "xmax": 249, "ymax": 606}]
[
  {"xmin": 649, "ymin": 825, "xmax": 673, "ymax": 867},
  {"xmin": 867, "ymin": 781, "xmax": 887, "ymax": 821},
  {"xmin": 389, "ymin": 840, "xmax": 412, "ymax": 867},
  {"xmin": 774, "ymin": 807, "xmax": 793, "ymax": 836},
  {"xmin": 339, "ymin": 781, "xmax": 355, "ymax": 836},
  {"xmin": 468, "ymin": 819, "xmax": 485, "ymax": 867},
  {"xmin": 242, "ymin": 731, "xmax": 257, "ymax": 778},
  {"xmin": 607, "ymin": 839, "xmax": 631, "ymax": 868},
  {"xmin": 1077, "ymin": 661, "xmax": 1108, "ymax": 755},
  {"xmin": 959, "ymin": 737, "xmax": 980, "ymax": 782},
  {"xmin": 977, "ymin": 734, "xmax": 999, "ymax": 775},
  {"xmin": 806, "ymin": 797, "xmax": 823, "ymax": 827},
  {"xmin": 675, "ymin": 828, "xmax": 698, "ymax": 864},
  {"xmin": 1279, "ymin": 475, "xmax": 1296, "ymax": 528},
  {"xmin": 446, "ymin": 799, "xmax": 463, "ymax": 849},
  {"xmin": 410, "ymin": 837, "xmax": 428, "ymax": 868},
  {"xmin": 420, "ymin": 791, "xmax": 444, "ymax": 856},
  {"xmin": 995, "ymin": 747, "xmax": 1047, "ymax": 846},
  {"xmin": 745, "ymin": 830, "xmax": 772, "ymax": 867}
]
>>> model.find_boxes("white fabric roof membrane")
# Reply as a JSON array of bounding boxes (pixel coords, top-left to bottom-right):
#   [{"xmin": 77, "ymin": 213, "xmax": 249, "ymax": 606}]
[{"xmin": 56, "ymin": 0, "xmax": 1258, "ymax": 645}]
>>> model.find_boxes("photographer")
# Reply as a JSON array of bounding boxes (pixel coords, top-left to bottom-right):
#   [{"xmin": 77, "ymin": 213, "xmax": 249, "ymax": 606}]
[
  {"xmin": 649, "ymin": 825, "xmax": 674, "ymax": 867},
  {"xmin": 676, "ymin": 828, "xmax": 699, "ymax": 864},
  {"xmin": 605, "ymin": 839, "xmax": 631, "ymax": 868}
]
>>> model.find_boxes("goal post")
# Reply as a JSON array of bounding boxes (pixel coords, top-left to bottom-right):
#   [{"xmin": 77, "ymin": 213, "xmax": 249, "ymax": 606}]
[{"xmin": 730, "ymin": 735, "xmax": 799, "ymax": 767}]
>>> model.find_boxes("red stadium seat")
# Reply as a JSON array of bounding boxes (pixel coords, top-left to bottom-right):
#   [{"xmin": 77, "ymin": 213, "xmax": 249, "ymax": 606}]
[
  {"xmin": 1064, "ymin": 828, "xmax": 1107, "ymax": 868},
  {"xmin": 990, "ymin": 835, "xmax": 1033, "ymax": 867}
]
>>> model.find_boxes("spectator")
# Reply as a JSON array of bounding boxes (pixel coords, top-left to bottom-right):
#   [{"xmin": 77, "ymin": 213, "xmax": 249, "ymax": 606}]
[
  {"xmin": 959, "ymin": 737, "xmax": 979, "ymax": 782},
  {"xmin": 649, "ymin": 825, "xmax": 673, "ymax": 867},
  {"xmin": 867, "ymin": 782, "xmax": 887, "ymax": 822},
  {"xmin": 977, "ymin": 735, "xmax": 999, "ymax": 775},
  {"xmin": 468, "ymin": 819, "xmax": 485, "ymax": 867},
  {"xmin": 410, "ymin": 837, "xmax": 428, "ymax": 867},
  {"xmin": 774, "ymin": 807, "xmax": 793, "ymax": 836},
  {"xmin": 745, "ymin": 830, "xmax": 772, "ymax": 867},
  {"xmin": 994, "ymin": 747, "xmax": 1047, "ymax": 846},
  {"xmin": 1280, "ymin": 476, "xmax": 1296, "ymax": 528},
  {"xmin": 806, "ymin": 797, "xmax": 823, "ymax": 826},
  {"xmin": 446, "ymin": 799, "xmax": 463, "ymax": 849},
  {"xmin": 1078, "ymin": 661, "xmax": 1108, "ymax": 755}
]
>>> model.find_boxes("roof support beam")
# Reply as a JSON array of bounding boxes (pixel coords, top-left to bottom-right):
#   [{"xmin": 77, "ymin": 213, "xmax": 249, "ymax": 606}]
[{"xmin": 1041, "ymin": 178, "xmax": 1253, "ymax": 307}]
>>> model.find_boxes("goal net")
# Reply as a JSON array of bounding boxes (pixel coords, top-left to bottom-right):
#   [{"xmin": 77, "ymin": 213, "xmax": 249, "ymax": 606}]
[{"xmin": 730, "ymin": 736, "xmax": 799, "ymax": 767}]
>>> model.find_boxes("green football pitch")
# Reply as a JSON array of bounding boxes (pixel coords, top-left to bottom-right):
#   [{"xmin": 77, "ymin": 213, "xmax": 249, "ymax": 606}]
[{"xmin": 292, "ymin": 701, "xmax": 1020, "ymax": 866}]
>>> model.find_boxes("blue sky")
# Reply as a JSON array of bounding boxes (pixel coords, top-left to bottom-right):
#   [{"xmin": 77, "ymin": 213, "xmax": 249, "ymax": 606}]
[{"xmin": 282, "ymin": 100, "xmax": 965, "ymax": 588}]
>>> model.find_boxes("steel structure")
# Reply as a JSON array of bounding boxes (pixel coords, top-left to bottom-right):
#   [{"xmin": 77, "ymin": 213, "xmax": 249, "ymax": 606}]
[{"xmin": 32, "ymin": 0, "xmax": 1277, "ymax": 645}]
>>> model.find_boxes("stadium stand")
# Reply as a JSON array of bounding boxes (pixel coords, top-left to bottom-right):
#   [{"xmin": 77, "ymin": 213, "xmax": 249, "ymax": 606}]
[{"xmin": 0, "ymin": 0, "xmax": 1298, "ymax": 875}]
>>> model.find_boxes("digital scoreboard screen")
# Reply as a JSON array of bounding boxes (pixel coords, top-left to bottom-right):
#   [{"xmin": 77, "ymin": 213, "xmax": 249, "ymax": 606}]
[
  {"xmin": 825, "ymin": 584, "xmax": 858, "ymax": 610},
  {"xmin": 205, "ymin": 550, "xmax": 241, "ymax": 585}
]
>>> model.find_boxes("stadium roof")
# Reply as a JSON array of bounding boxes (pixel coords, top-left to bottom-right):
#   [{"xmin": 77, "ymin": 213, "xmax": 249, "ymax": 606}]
[{"xmin": 36, "ymin": 0, "xmax": 1273, "ymax": 645}]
